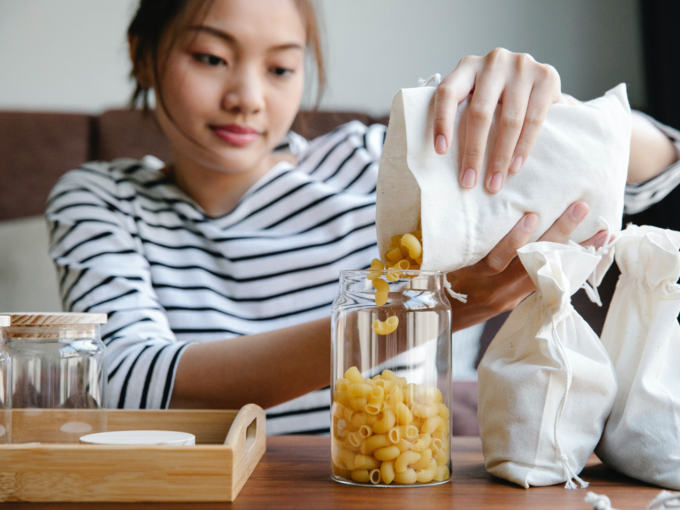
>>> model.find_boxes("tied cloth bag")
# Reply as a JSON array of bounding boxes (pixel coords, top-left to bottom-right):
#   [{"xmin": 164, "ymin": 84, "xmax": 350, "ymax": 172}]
[
  {"xmin": 376, "ymin": 75, "xmax": 630, "ymax": 275},
  {"xmin": 596, "ymin": 224, "xmax": 680, "ymax": 490},
  {"xmin": 478, "ymin": 241, "xmax": 617, "ymax": 489}
]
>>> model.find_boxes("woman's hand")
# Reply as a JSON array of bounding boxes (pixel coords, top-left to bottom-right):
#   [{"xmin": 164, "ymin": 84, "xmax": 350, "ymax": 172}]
[
  {"xmin": 446, "ymin": 201, "xmax": 607, "ymax": 332},
  {"xmin": 433, "ymin": 48, "xmax": 562, "ymax": 194}
]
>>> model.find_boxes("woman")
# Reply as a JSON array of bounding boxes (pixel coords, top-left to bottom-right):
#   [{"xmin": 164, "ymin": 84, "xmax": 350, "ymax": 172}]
[{"xmin": 46, "ymin": 0, "xmax": 676, "ymax": 435}]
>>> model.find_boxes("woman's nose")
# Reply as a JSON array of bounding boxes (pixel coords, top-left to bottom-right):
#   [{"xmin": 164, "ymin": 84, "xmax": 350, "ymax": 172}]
[{"xmin": 221, "ymin": 68, "xmax": 265, "ymax": 115}]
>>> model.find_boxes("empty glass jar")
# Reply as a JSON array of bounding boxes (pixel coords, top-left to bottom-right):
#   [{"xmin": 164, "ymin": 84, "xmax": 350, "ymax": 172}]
[
  {"xmin": 6, "ymin": 313, "xmax": 107, "ymax": 443},
  {"xmin": 331, "ymin": 270, "xmax": 452, "ymax": 486}
]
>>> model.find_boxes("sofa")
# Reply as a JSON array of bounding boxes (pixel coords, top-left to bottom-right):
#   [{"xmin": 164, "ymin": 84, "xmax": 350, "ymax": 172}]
[{"xmin": 0, "ymin": 107, "xmax": 621, "ymax": 435}]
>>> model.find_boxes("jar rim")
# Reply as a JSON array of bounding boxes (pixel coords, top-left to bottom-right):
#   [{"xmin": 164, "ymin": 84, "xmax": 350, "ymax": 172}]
[{"xmin": 340, "ymin": 269, "xmax": 445, "ymax": 277}]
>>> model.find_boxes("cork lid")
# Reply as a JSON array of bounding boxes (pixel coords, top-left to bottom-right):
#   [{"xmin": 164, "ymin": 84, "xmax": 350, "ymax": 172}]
[{"xmin": 2, "ymin": 313, "xmax": 107, "ymax": 326}]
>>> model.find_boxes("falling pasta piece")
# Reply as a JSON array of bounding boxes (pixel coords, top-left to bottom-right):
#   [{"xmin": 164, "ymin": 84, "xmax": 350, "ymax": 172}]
[
  {"xmin": 372, "ymin": 316, "xmax": 399, "ymax": 335},
  {"xmin": 367, "ymin": 258, "xmax": 385, "ymax": 280},
  {"xmin": 372, "ymin": 278, "xmax": 389, "ymax": 306}
]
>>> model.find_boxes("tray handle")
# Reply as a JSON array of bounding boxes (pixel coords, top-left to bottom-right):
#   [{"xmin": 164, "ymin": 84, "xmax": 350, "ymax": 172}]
[{"xmin": 224, "ymin": 404, "xmax": 266, "ymax": 500}]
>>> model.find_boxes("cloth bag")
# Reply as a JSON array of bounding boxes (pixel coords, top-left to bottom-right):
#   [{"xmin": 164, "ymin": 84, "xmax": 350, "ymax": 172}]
[
  {"xmin": 376, "ymin": 78, "xmax": 631, "ymax": 273},
  {"xmin": 595, "ymin": 224, "xmax": 680, "ymax": 490},
  {"xmin": 478, "ymin": 241, "xmax": 617, "ymax": 489}
]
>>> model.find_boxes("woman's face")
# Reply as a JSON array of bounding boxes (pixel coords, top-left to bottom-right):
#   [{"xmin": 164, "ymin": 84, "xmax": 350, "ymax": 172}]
[{"xmin": 154, "ymin": 0, "xmax": 307, "ymax": 174}]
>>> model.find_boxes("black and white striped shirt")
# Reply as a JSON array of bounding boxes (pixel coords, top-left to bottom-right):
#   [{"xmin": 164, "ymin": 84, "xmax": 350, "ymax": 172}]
[{"xmin": 46, "ymin": 121, "xmax": 386, "ymax": 435}]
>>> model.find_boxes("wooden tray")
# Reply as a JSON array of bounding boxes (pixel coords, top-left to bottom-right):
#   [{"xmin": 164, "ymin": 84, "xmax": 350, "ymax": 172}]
[{"xmin": 0, "ymin": 404, "xmax": 266, "ymax": 502}]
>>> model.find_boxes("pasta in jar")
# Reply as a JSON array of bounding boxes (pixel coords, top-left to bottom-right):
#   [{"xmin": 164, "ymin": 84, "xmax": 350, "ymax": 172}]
[{"xmin": 332, "ymin": 367, "xmax": 451, "ymax": 486}]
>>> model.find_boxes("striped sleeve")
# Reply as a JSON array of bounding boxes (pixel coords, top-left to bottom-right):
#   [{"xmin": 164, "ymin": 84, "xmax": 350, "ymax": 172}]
[
  {"xmin": 45, "ymin": 163, "xmax": 190, "ymax": 410},
  {"xmin": 624, "ymin": 112, "xmax": 680, "ymax": 215}
]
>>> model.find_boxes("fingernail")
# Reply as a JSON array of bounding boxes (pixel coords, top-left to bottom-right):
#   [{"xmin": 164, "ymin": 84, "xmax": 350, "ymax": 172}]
[
  {"xmin": 571, "ymin": 202, "xmax": 588, "ymax": 221},
  {"xmin": 435, "ymin": 135, "xmax": 447, "ymax": 154},
  {"xmin": 461, "ymin": 168, "xmax": 476, "ymax": 188},
  {"xmin": 594, "ymin": 232, "xmax": 608, "ymax": 249},
  {"xmin": 488, "ymin": 173, "xmax": 503, "ymax": 192},
  {"xmin": 522, "ymin": 213, "xmax": 539, "ymax": 232},
  {"xmin": 510, "ymin": 155, "xmax": 523, "ymax": 173}
]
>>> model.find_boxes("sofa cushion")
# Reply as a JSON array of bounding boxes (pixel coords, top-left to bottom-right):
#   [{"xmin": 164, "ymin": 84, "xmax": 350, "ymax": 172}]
[
  {"xmin": 0, "ymin": 111, "xmax": 90, "ymax": 221},
  {"xmin": 0, "ymin": 216, "xmax": 61, "ymax": 312},
  {"xmin": 96, "ymin": 110, "xmax": 172, "ymax": 163}
]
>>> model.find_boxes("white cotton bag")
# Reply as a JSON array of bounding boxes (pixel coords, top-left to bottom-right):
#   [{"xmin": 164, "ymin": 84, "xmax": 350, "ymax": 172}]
[
  {"xmin": 478, "ymin": 241, "xmax": 617, "ymax": 489},
  {"xmin": 596, "ymin": 224, "xmax": 680, "ymax": 490},
  {"xmin": 376, "ymin": 78, "xmax": 631, "ymax": 273}
]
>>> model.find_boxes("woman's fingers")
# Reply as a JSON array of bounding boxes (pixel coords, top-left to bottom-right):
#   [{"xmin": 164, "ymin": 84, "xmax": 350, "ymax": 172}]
[
  {"xmin": 459, "ymin": 53, "xmax": 508, "ymax": 189},
  {"xmin": 478, "ymin": 212, "xmax": 539, "ymax": 276},
  {"xmin": 537, "ymin": 201, "xmax": 589, "ymax": 243},
  {"xmin": 435, "ymin": 49, "xmax": 562, "ymax": 192},
  {"xmin": 433, "ymin": 60, "xmax": 476, "ymax": 156},
  {"xmin": 485, "ymin": 83, "xmax": 531, "ymax": 192},
  {"xmin": 580, "ymin": 230, "xmax": 609, "ymax": 249},
  {"xmin": 508, "ymin": 66, "xmax": 561, "ymax": 175}
]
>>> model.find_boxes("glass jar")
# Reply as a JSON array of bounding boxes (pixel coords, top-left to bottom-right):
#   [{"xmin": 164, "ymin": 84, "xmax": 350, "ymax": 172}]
[
  {"xmin": 6, "ymin": 313, "xmax": 107, "ymax": 443},
  {"xmin": 331, "ymin": 270, "xmax": 452, "ymax": 487},
  {"xmin": 0, "ymin": 316, "xmax": 11, "ymax": 444}
]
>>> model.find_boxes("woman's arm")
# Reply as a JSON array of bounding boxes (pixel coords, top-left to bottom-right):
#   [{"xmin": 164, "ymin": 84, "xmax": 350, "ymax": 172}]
[
  {"xmin": 170, "ymin": 317, "xmax": 330, "ymax": 409},
  {"xmin": 628, "ymin": 111, "xmax": 679, "ymax": 184}
]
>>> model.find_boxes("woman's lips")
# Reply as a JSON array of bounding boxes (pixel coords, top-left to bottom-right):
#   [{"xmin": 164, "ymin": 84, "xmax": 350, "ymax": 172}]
[{"xmin": 210, "ymin": 124, "xmax": 262, "ymax": 147}]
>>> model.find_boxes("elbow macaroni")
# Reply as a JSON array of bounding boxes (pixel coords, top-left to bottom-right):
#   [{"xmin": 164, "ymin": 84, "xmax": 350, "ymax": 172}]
[
  {"xmin": 332, "ymin": 366, "xmax": 450, "ymax": 485},
  {"xmin": 372, "ymin": 316, "xmax": 399, "ymax": 335}
]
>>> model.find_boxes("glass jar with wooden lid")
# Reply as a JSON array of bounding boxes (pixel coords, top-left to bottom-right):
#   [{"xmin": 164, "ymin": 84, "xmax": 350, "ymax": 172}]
[{"xmin": 5, "ymin": 313, "xmax": 107, "ymax": 443}]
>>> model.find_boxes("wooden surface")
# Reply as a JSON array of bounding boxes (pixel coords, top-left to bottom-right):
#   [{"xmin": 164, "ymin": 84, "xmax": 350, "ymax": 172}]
[
  {"xmin": 0, "ymin": 407, "xmax": 266, "ymax": 503},
  {"xmin": 0, "ymin": 436, "xmax": 665, "ymax": 509}
]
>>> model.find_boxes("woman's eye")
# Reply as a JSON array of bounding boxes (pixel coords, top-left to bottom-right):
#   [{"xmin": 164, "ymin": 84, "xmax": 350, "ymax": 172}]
[
  {"xmin": 270, "ymin": 67, "xmax": 293, "ymax": 77},
  {"xmin": 195, "ymin": 53, "xmax": 226, "ymax": 67}
]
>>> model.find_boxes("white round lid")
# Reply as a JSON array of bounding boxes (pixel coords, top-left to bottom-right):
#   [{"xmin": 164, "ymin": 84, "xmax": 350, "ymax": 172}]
[{"xmin": 79, "ymin": 430, "xmax": 195, "ymax": 446}]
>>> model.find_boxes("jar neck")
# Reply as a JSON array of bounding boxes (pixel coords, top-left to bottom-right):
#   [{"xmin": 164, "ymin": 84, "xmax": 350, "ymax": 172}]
[{"xmin": 339, "ymin": 270, "xmax": 445, "ymax": 293}]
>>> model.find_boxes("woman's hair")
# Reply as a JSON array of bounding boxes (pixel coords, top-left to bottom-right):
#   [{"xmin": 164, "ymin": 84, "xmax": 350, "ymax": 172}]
[{"xmin": 127, "ymin": 0, "xmax": 326, "ymax": 112}]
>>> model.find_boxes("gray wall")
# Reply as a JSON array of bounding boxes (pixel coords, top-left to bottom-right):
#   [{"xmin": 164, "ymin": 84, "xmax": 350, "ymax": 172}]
[{"xmin": 0, "ymin": 0, "xmax": 645, "ymax": 114}]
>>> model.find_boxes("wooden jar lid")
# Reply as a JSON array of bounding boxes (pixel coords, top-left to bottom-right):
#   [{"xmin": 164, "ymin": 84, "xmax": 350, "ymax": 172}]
[{"xmin": 2, "ymin": 313, "xmax": 107, "ymax": 326}]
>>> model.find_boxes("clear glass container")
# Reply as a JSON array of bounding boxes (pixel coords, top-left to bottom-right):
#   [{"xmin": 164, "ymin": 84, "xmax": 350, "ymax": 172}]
[
  {"xmin": 0, "ymin": 316, "xmax": 11, "ymax": 444},
  {"xmin": 331, "ymin": 270, "xmax": 452, "ymax": 487},
  {"xmin": 6, "ymin": 313, "xmax": 107, "ymax": 443}
]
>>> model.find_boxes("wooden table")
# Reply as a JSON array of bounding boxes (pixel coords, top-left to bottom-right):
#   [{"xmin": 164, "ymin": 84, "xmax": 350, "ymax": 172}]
[{"xmin": 1, "ymin": 437, "xmax": 666, "ymax": 509}]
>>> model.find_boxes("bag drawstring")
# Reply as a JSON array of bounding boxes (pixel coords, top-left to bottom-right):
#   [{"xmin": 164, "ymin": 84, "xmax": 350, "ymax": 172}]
[
  {"xmin": 551, "ymin": 317, "xmax": 589, "ymax": 490},
  {"xmin": 443, "ymin": 278, "xmax": 468, "ymax": 303},
  {"xmin": 418, "ymin": 73, "xmax": 442, "ymax": 87},
  {"xmin": 647, "ymin": 491, "xmax": 680, "ymax": 510},
  {"xmin": 585, "ymin": 492, "xmax": 617, "ymax": 510},
  {"xmin": 586, "ymin": 490, "xmax": 680, "ymax": 510},
  {"xmin": 581, "ymin": 216, "xmax": 618, "ymax": 307}
]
